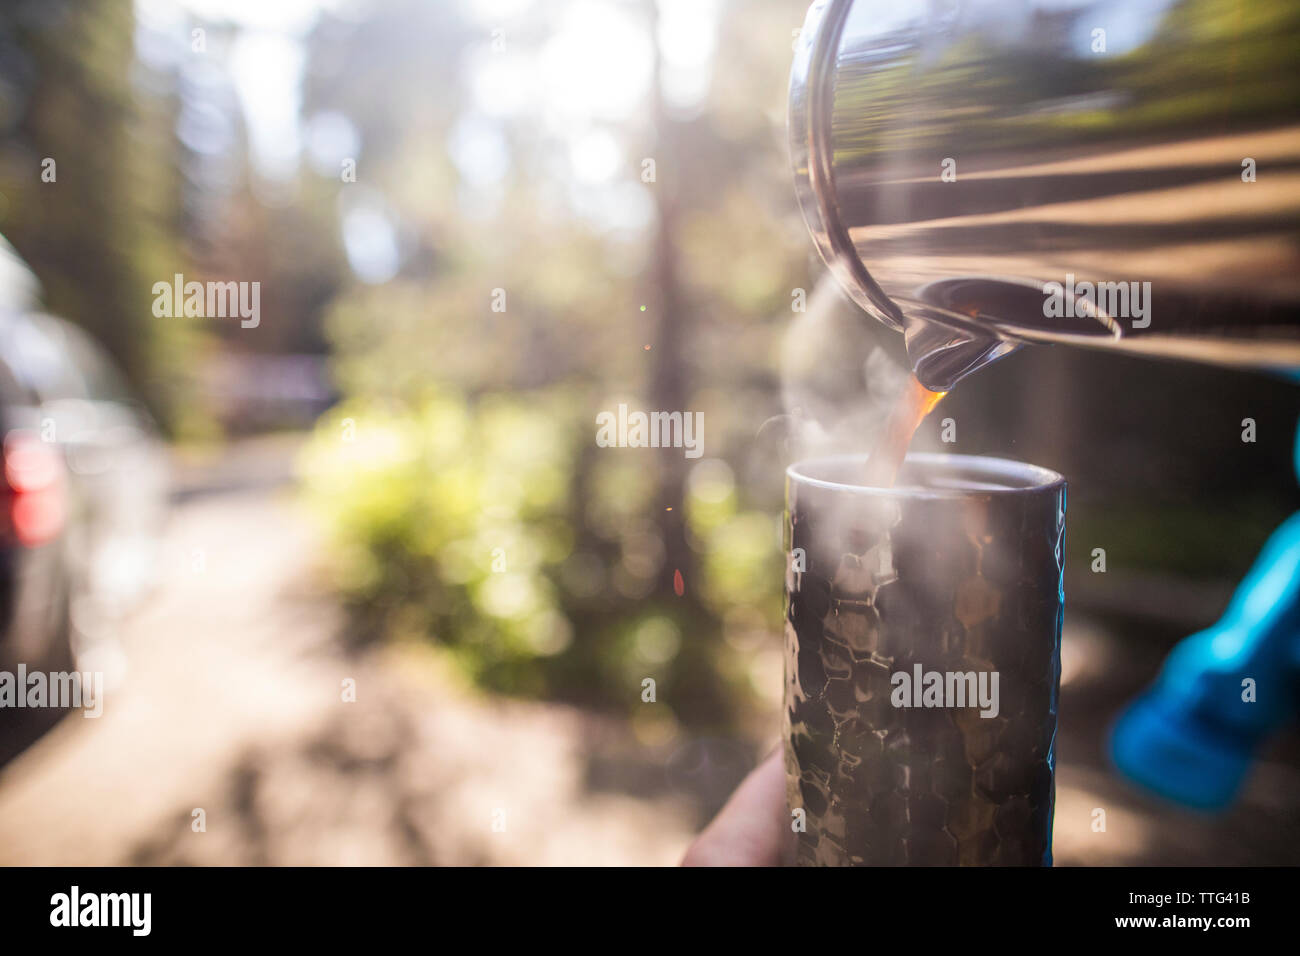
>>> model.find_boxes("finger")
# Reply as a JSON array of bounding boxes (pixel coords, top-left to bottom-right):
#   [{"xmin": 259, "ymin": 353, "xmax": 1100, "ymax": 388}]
[{"xmin": 680, "ymin": 746, "xmax": 789, "ymax": 867}]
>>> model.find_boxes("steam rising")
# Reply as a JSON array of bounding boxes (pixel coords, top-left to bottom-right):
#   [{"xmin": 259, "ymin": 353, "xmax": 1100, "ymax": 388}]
[{"xmin": 772, "ymin": 275, "xmax": 938, "ymax": 465}]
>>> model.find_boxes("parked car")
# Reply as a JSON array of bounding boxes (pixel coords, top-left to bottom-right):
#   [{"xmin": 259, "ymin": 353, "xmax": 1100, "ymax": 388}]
[{"xmin": 0, "ymin": 235, "xmax": 168, "ymax": 765}]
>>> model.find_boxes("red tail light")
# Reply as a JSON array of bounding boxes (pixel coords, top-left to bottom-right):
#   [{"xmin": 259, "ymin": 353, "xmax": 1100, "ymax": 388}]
[{"xmin": 2, "ymin": 430, "xmax": 66, "ymax": 547}]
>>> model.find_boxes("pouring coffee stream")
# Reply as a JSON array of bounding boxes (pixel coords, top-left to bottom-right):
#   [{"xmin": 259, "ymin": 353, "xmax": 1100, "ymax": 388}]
[{"xmin": 863, "ymin": 375, "xmax": 946, "ymax": 488}]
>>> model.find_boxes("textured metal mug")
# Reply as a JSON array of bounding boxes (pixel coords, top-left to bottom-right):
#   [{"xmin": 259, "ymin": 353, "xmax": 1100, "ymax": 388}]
[{"xmin": 783, "ymin": 453, "xmax": 1066, "ymax": 865}]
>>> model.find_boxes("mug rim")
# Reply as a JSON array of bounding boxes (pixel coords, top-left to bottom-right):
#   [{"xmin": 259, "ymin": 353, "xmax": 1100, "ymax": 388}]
[{"xmin": 787, "ymin": 452, "xmax": 1065, "ymax": 498}]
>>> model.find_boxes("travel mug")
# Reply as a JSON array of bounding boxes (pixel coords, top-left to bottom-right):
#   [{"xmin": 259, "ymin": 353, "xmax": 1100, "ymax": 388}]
[{"xmin": 783, "ymin": 453, "xmax": 1065, "ymax": 865}]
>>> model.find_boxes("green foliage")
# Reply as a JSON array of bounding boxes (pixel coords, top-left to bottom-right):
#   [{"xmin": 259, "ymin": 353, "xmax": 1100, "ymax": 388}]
[
  {"xmin": 302, "ymin": 393, "xmax": 572, "ymax": 676},
  {"xmin": 301, "ymin": 389, "xmax": 784, "ymax": 725},
  {"xmin": 285, "ymin": 0, "xmax": 810, "ymax": 729}
]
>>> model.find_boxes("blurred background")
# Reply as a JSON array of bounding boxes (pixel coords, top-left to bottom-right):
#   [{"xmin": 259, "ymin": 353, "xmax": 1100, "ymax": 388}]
[{"xmin": 0, "ymin": 0, "xmax": 1295, "ymax": 865}]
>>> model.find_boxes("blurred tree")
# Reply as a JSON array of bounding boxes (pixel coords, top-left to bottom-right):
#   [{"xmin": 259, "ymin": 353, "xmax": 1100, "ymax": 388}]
[
  {"xmin": 298, "ymin": 0, "xmax": 817, "ymax": 733},
  {"xmin": 0, "ymin": 0, "xmax": 202, "ymax": 431}
]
